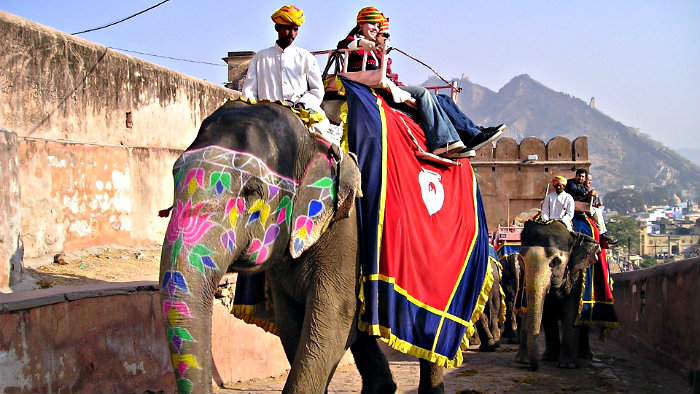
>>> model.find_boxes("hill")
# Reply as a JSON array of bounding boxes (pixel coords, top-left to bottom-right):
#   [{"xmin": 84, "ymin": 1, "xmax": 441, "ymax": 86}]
[{"xmin": 425, "ymin": 74, "xmax": 699, "ymax": 201}]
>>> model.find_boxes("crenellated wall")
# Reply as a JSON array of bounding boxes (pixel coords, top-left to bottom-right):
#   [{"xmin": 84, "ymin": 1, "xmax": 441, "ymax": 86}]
[
  {"xmin": 471, "ymin": 135, "xmax": 590, "ymax": 230},
  {"xmin": 0, "ymin": 10, "xmax": 239, "ymax": 267}
]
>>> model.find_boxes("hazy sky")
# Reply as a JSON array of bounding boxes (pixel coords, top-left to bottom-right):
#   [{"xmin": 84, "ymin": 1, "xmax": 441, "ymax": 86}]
[{"xmin": 3, "ymin": 0, "xmax": 699, "ymax": 153}]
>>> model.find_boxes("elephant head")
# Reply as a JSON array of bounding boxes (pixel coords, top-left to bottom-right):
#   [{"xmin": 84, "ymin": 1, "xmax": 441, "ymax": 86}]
[
  {"xmin": 518, "ymin": 219, "xmax": 600, "ymax": 371},
  {"xmin": 159, "ymin": 101, "xmax": 361, "ymax": 393}
]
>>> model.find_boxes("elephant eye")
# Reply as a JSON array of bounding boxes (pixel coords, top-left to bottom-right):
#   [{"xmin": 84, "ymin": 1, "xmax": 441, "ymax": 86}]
[{"xmin": 549, "ymin": 257, "xmax": 561, "ymax": 268}]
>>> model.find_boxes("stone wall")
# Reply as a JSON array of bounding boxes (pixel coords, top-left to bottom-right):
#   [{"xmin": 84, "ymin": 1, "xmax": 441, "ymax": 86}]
[
  {"xmin": 0, "ymin": 282, "xmax": 299, "ymax": 393},
  {"xmin": 0, "ymin": 128, "xmax": 22, "ymax": 290},
  {"xmin": 611, "ymin": 258, "xmax": 700, "ymax": 377},
  {"xmin": 0, "ymin": 10, "xmax": 238, "ymax": 260},
  {"xmin": 471, "ymin": 136, "xmax": 589, "ymax": 230}
]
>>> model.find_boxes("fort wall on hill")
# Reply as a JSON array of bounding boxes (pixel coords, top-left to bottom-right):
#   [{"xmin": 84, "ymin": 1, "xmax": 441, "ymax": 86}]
[{"xmin": 471, "ymin": 136, "xmax": 590, "ymax": 230}]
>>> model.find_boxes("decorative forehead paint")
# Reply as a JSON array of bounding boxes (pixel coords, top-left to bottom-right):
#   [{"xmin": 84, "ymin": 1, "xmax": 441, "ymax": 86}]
[
  {"xmin": 160, "ymin": 146, "xmax": 339, "ymax": 394},
  {"xmin": 162, "ymin": 146, "xmax": 302, "ymax": 394}
]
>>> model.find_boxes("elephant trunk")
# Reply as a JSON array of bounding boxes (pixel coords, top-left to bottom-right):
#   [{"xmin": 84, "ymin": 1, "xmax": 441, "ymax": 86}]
[
  {"xmin": 161, "ymin": 261, "xmax": 220, "ymax": 394},
  {"xmin": 523, "ymin": 247, "xmax": 551, "ymax": 371}
]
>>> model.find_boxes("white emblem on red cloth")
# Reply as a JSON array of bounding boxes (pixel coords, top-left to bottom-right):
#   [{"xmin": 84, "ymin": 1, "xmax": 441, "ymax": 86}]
[{"xmin": 418, "ymin": 168, "xmax": 445, "ymax": 216}]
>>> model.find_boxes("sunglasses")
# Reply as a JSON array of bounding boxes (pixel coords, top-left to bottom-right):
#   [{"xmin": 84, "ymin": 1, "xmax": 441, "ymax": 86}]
[{"xmin": 380, "ymin": 32, "xmax": 390, "ymax": 38}]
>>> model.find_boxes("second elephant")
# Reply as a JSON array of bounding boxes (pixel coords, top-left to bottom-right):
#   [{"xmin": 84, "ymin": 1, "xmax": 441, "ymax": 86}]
[{"xmin": 514, "ymin": 219, "xmax": 601, "ymax": 370}]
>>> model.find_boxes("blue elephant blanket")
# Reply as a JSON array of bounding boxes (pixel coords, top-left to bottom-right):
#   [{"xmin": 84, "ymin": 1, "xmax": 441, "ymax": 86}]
[
  {"xmin": 571, "ymin": 214, "xmax": 620, "ymax": 335},
  {"xmin": 341, "ymin": 77, "xmax": 492, "ymax": 369}
]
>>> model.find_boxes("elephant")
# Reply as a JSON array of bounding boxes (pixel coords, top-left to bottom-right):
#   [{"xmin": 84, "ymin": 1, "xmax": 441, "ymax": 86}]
[
  {"xmin": 159, "ymin": 100, "xmax": 444, "ymax": 394},
  {"xmin": 513, "ymin": 219, "xmax": 601, "ymax": 371},
  {"xmin": 499, "ymin": 253, "xmax": 521, "ymax": 344},
  {"xmin": 473, "ymin": 256, "xmax": 503, "ymax": 352}
]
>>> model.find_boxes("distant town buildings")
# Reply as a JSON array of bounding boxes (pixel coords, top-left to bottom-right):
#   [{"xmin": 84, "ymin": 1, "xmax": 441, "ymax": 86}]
[{"xmin": 634, "ymin": 202, "xmax": 699, "ymax": 258}]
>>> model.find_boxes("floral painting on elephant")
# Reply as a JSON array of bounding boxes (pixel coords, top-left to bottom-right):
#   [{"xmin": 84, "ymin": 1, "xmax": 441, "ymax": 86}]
[{"xmin": 342, "ymin": 77, "xmax": 492, "ymax": 368}]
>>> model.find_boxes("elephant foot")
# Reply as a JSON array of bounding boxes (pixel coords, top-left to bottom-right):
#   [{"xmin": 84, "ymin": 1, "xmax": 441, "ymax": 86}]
[
  {"xmin": 557, "ymin": 360, "xmax": 580, "ymax": 369},
  {"xmin": 514, "ymin": 350, "xmax": 529, "ymax": 364},
  {"xmin": 495, "ymin": 341, "xmax": 501, "ymax": 349},
  {"xmin": 579, "ymin": 349, "xmax": 593, "ymax": 360},
  {"xmin": 418, "ymin": 382, "xmax": 444, "ymax": 394},
  {"xmin": 541, "ymin": 350, "xmax": 557, "ymax": 361},
  {"xmin": 361, "ymin": 381, "xmax": 396, "ymax": 394},
  {"xmin": 479, "ymin": 343, "xmax": 497, "ymax": 352}
]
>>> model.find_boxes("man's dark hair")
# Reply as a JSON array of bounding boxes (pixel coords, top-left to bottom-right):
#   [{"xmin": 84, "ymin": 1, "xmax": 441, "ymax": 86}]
[{"xmin": 575, "ymin": 168, "xmax": 588, "ymax": 176}]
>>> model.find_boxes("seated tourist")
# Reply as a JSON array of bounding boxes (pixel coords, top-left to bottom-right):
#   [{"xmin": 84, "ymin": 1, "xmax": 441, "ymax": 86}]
[
  {"xmin": 338, "ymin": 8, "xmax": 504, "ymax": 159},
  {"xmin": 565, "ymin": 169, "xmax": 617, "ymax": 245}
]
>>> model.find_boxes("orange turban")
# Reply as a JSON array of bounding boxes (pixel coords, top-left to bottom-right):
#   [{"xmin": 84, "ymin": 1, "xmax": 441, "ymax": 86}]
[
  {"xmin": 271, "ymin": 5, "xmax": 305, "ymax": 26},
  {"xmin": 356, "ymin": 6, "xmax": 385, "ymax": 25},
  {"xmin": 552, "ymin": 176, "xmax": 568, "ymax": 186},
  {"xmin": 379, "ymin": 17, "xmax": 389, "ymax": 33}
]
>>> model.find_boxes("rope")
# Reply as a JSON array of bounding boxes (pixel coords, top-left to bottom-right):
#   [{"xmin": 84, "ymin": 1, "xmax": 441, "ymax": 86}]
[{"xmin": 389, "ymin": 47, "xmax": 462, "ymax": 92}]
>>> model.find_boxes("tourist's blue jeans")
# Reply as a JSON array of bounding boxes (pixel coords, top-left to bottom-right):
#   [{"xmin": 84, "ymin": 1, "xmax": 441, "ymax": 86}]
[
  {"xmin": 399, "ymin": 85, "xmax": 461, "ymax": 152},
  {"xmin": 433, "ymin": 93, "xmax": 481, "ymax": 142}
]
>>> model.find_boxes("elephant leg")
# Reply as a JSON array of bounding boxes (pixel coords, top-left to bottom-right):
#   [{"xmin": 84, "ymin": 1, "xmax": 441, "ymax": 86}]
[
  {"xmin": 514, "ymin": 314, "xmax": 529, "ymax": 364},
  {"xmin": 418, "ymin": 358, "xmax": 444, "ymax": 394},
  {"xmin": 578, "ymin": 325, "xmax": 593, "ymax": 360},
  {"xmin": 490, "ymin": 304, "xmax": 502, "ymax": 348},
  {"xmin": 557, "ymin": 291, "xmax": 582, "ymax": 368},
  {"xmin": 350, "ymin": 332, "xmax": 396, "ymax": 394},
  {"xmin": 476, "ymin": 311, "xmax": 496, "ymax": 352},
  {"xmin": 272, "ymin": 276, "xmax": 356, "ymax": 394},
  {"xmin": 269, "ymin": 285, "xmax": 305, "ymax": 366},
  {"xmin": 541, "ymin": 296, "xmax": 560, "ymax": 362}
]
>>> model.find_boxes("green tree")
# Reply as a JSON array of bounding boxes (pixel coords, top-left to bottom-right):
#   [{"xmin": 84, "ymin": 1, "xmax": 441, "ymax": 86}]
[
  {"xmin": 603, "ymin": 189, "xmax": 646, "ymax": 214},
  {"xmin": 606, "ymin": 215, "xmax": 641, "ymax": 254},
  {"xmin": 639, "ymin": 257, "xmax": 656, "ymax": 269}
]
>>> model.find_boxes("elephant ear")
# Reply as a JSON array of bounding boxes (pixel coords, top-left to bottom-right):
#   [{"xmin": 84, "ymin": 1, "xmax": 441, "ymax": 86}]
[
  {"xmin": 289, "ymin": 151, "xmax": 361, "ymax": 258},
  {"xmin": 567, "ymin": 231, "xmax": 601, "ymax": 273}
]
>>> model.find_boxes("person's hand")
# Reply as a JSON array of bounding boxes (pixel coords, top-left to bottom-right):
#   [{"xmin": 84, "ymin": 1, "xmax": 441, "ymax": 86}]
[{"xmin": 358, "ymin": 38, "xmax": 375, "ymax": 51}]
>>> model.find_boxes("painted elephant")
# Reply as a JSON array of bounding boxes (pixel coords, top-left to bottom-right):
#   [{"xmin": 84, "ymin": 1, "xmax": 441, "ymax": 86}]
[
  {"xmin": 499, "ymin": 253, "xmax": 521, "ymax": 344},
  {"xmin": 159, "ymin": 100, "xmax": 443, "ymax": 394},
  {"xmin": 514, "ymin": 219, "xmax": 601, "ymax": 371}
]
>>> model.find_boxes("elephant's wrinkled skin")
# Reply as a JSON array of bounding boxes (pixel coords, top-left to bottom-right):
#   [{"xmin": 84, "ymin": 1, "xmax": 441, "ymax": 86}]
[
  {"xmin": 499, "ymin": 253, "xmax": 521, "ymax": 344},
  {"xmin": 514, "ymin": 220, "xmax": 600, "ymax": 371},
  {"xmin": 159, "ymin": 101, "xmax": 443, "ymax": 394},
  {"xmin": 473, "ymin": 258, "xmax": 503, "ymax": 352}
]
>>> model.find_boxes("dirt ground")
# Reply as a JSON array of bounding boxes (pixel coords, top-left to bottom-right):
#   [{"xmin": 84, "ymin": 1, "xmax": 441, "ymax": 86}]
[
  {"xmin": 14, "ymin": 246, "xmax": 693, "ymax": 393},
  {"xmin": 19, "ymin": 244, "xmax": 162, "ymax": 290},
  {"xmin": 219, "ymin": 334, "xmax": 692, "ymax": 394}
]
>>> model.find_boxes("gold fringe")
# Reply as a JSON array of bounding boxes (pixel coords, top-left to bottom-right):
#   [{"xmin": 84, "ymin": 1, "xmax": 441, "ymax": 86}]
[{"xmin": 230, "ymin": 305, "xmax": 278, "ymax": 336}]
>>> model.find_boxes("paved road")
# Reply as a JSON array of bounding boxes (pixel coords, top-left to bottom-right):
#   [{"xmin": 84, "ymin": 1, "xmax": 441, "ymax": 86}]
[{"xmin": 217, "ymin": 332, "xmax": 691, "ymax": 394}]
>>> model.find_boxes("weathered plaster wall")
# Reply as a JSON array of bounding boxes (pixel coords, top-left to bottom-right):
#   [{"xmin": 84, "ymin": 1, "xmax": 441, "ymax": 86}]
[
  {"xmin": 0, "ymin": 128, "xmax": 23, "ymax": 290},
  {"xmin": 0, "ymin": 10, "xmax": 238, "ymax": 258},
  {"xmin": 611, "ymin": 258, "xmax": 700, "ymax": 377},
  {"xmin": 471, "ymin": 136, "xmax": 589, "ymax": 230},
  {"xmin": 0, "ymin": 281, "xmax": 353, "ymax": 393}
]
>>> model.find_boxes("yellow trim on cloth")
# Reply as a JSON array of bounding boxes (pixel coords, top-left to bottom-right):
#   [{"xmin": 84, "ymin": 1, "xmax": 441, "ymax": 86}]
[{"xmin": 357, "ymin": 260, "xmax": 495, "ymax": 369}]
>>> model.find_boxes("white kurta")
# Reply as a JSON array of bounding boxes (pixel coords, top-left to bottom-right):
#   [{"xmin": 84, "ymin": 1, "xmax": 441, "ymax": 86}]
[
  {"xmin": 241, "ymin": 43, "xmax": 325, "ymax": 111},
  {"xmin": 541, "ymin": 191, "xmax": 575, "ymax": 230}
]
